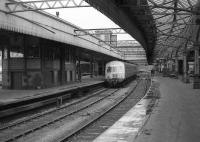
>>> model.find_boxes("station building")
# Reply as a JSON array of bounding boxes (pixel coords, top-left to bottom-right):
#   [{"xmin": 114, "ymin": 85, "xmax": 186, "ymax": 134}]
[
  {"xmin": 0, "ymin": 30, "xmax": 77, "ymax": 89},
  {"xmin": 0, "ymin": 29, "xmax": 116, "ymax": 89}
]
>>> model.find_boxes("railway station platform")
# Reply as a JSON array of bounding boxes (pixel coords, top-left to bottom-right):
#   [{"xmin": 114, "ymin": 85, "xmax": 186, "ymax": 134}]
[
  {"xmin": 0, "ymin": 76, "xmax": 104, "ymax": 105},
  {"xmin": 93, "ymin": 76, "xmax": 200, "ymax": 142}
]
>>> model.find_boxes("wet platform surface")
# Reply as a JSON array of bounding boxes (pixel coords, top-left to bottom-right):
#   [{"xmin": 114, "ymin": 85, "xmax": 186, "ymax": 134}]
[
  {"xmin": 93, "ymin": 76, "xmax": 200, "ymax": 142},
  {"xmin": 0, "ymin": 76, "xmax": 104, "ymax": 105},
  {"xmin": 93, "ymin": 92, "xmax": 152, "ymax": 142},
  {"xmin": 135, "ymin": 76, "xmax": 200, "ymax": 142},
  {"xmin": 93, "ymin": 79, "xmax": 155, "ymax": 142}
]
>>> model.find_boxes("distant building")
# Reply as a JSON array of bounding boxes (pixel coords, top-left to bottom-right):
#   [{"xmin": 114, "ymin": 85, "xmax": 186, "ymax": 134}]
[
  {"xmin": 116, "ymin": 40, "xmax": 147, "ymax": 65},
  {"xmin": 95, "ymin": 30, "xmax": 117, "ymax": 47}
]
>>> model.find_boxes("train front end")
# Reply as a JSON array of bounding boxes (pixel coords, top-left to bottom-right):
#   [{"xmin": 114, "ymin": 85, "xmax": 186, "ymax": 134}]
[{"xmin": 105, "ymin": 61, "xmax": 125, "ymax": 87}]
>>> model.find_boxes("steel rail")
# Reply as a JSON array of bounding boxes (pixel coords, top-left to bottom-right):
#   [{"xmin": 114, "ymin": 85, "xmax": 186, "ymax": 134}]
[
  {"xmin": 57, "ymin": 79, "xmax": 150, "ymax": 142},
  {"xmin": 1, "ymin": 88, "xmax": 121, "ymax": 142},
  {"xmin": 0, "ymin": 88, "xmax": 107, "ymax": 131}
]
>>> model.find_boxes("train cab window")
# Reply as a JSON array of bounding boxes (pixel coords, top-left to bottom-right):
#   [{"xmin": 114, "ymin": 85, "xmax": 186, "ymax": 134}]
[
  {"xmin": 112, "ymin": 67, "xmax": 117, "ymax": 72},
  {"xmin": 107, "ymin": 66, "xmax": 119, "ymax": 73},
  {"xmin": 107, "ymin": 66, "xmax": 111, "ymax": 73}
]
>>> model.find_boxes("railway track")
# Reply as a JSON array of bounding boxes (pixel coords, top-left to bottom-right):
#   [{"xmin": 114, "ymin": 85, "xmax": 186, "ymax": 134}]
[
  {"xmin": 67, "ymin": 78, "xmax": 151, "ymax": 142},
  {"xmin": 0, "ymin": 87, "xmax": 107, "ymax": 130},
  {"xmin": 0, "ymin": 85, "xmax": 129, "ymax": 142},
  {"xmin": 0, "ymin": 78, "xmax": 150, "ymax": 142},
  {"xmin": 0, "ymin": 82, "xmax": 104, "ymax": 119},
  {"xmin": 0, "ymin": 87, "xmax": 115, "ymax": 141}
]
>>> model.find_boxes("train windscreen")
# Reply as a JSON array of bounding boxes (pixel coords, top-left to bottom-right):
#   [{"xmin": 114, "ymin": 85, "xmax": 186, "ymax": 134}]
[{"xmin": 107, "ymin": 66, "xmax": 118, "ymax": 73}]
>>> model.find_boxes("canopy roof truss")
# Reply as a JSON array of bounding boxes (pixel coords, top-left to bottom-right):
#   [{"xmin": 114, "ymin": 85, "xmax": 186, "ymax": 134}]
[
  {"xmin": 74, "ymin": 28, "xmax": 126, "ymax": 36},
  {"xmin": 146, "ymin": 0, "xmax": 199, "ymax": 59},
  {"xmin": 6, "ymin": 0, "xmax": 90, "ymax": 13}
]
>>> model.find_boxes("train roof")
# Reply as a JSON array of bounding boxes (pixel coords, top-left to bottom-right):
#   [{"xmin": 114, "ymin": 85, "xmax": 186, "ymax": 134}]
[{"xmin": 107, "ymin": 60, "xmax": 138, "ymax": 66}]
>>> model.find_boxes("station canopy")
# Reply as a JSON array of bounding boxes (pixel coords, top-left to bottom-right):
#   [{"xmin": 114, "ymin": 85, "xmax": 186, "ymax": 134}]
[
  {"xmin": 147, "ymin": 0, "xmax": 199, "ymax": 60},
  {"xmin": 4, "ymin": 0, "xmax": 200, "ymax": 62}
]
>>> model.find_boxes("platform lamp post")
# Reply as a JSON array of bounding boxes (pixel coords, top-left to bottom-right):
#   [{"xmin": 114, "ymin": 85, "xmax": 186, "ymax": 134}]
[{"xmin": 193, "ymin": 18, "xmax": 200, "ymax": 89}]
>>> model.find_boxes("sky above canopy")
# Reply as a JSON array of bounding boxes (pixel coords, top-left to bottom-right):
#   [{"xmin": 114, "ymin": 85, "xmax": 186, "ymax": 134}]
[
  {"xmin": 19, "ymin": 0, "xmax": 137, "ymax": 41},
  {"xmin": 45, "ymin": 7, "xmax": 134, "ymax": 40}
]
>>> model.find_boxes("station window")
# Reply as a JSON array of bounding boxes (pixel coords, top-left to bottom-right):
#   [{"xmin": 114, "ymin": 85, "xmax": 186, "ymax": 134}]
[
  {"xmin": 10, "ymin": 46, "xmax": 24, "ymax": 58},
  {"xmin": 44, "ymin": 46, "xmax": 60, "ymax": 61},
  {"xmin": 65, "ymin": 47, "xmax": 70, "ymax": 62},
  {"xmin": 27, "ymin": 45, "xmax": 40, "ymax": 58}
]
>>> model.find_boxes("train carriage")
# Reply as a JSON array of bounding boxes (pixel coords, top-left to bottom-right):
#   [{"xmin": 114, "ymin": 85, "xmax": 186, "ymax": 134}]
[{"xmin": 105, "ymin": 61, "xmax": 138, "ymax": 87}]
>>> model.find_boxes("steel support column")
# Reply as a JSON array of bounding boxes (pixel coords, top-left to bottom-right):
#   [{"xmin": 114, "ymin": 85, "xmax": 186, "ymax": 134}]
[
  {"xmin": 90, "ymin": 56, "xmax": 94, "ymax": 78},
  {"xmin": 2, "ymin": 44, "xmax": 10, "ymax": 89},
  {"xmin": 77, "ymin": 58, "xmax": 81, "ymax": 81},
  {"xmin": 175, "ymin": 55, "xmax": 179, "ymax": 78},
  {"xmin": 193, "ymin": 42, "xmax": 200, "ymax": 89},
  {"xmin": 183, "ymin": 42, "xmax": 189, "ymax": 83},
  {"xmin": 23, "ymin": 36, "xmax": 28, "ymax": 88},
  {"xmin": 60, "ymin": 46, "xmax": 65, "ymax": 85},
  {"xmin": 40, "ymin": 38, "xmax": 46, "ymax": 88},
  {"xmin": 194, "ymin": 43, "xmax": 200, "ymax": 75}
]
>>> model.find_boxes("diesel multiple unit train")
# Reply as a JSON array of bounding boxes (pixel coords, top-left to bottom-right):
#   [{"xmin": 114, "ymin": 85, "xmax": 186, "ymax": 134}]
[{"xmin": 105, "ymin": 61, "xmax": 138, "ymax": 87}]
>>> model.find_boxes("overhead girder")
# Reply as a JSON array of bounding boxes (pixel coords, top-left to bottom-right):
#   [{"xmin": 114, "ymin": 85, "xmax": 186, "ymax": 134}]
[
  {"xmin": 74, "ymin": 28, "xmax": 126, "ymax": 36},
  {"xmin": 148, "ymin": 0, "xmax": 199, "ymax": 60},
  {"xmin": 6, "ymin": 0, "xmax": 90, "ymax": 13},
  {"xmin": 156, "ymin": 21, "xmax": 196, "ymax": 27},
  {"xmin": 120, "ymin": 1, "xmax": 199, "ymax": 14},
  {"xmin": 151, "ymin": 12, "xmax": 193, "ymax": 16},
  {"xmin": 157, "ymin": 33, "xmax": 192, "ymax": 41},
  {"xmin": 117, "ymin": 40, "xmax": 140, "ymax": 45},
  {"xmin": 148, "ymin": 0, "xmax": 199, "ymax": 14}
]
